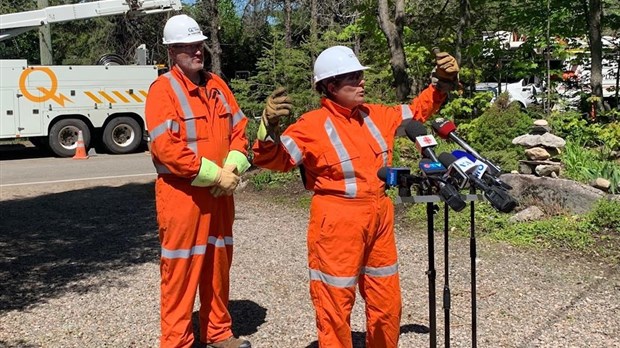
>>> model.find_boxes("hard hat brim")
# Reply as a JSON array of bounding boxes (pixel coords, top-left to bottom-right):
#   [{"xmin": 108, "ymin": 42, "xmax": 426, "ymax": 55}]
[
  {"xmin": 314, "ymin": 65, "xmax": 370, "ymax": 85},
  {"xmin": 163, "ymin": 34, "xmax": 208, "ymax": 45}
]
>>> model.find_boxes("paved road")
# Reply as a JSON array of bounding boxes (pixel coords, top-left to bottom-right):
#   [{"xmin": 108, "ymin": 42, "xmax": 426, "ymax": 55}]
[{"xmin": 0, "ymin": 146, "xmax": 155, "ymax": 187}]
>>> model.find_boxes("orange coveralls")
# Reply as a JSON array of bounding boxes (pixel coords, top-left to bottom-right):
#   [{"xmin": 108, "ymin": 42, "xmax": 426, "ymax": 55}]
[
  {"xmin": 145, "ymin": 66, "xmax": 248, "ymax": 348},
  {"xmin": 252, "ymin": 85, "xmax": 445, "ymax": 348}
]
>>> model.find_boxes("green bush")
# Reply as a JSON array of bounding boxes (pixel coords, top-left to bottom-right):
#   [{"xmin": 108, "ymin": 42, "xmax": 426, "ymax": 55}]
[
  {"xmin": 588, "ymin": 199, "xmax": 620, "ymax": 230},
  {"xmin": 456, "ymin": 93, "xmax": 532, "ymax": 171}
]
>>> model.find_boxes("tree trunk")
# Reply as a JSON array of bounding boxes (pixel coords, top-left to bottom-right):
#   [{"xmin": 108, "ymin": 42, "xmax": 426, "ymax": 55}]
[
  {"xmin": 377, "ymin": 0, "xmax": 410, "ymax": 102},
  {"xmin": 285, "ymin": 0, "xmax": 292, "ymax": 48},
  {"xmin": 310, "ymin": 0, "xmax": 318, "ymax": 66},
  {"xmin": 205, "ymin": 0, "xmax": 223, "ymax": 77},
  {"xmin": 455, "ymin": 0, "xmax": 470, "ymax": 67},
  {"xmin": 587, "ymin": 0, "xmax": 604, "ymax": 113}
]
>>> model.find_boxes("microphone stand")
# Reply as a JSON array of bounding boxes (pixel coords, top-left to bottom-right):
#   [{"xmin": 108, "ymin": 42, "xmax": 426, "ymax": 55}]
[
  {"xmin": 469, "ymin": 183, "xmax": 478, "ymax": 348},
  {"xmin": 421, "ymin": 184, "xmax": 438, "ymax": 348},
  {"xmin": 443, "ymin": 202, "xmax": 451, "ymax": 348}
]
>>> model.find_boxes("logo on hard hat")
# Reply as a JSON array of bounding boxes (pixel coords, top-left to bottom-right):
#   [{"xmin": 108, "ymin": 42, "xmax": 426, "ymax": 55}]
[{"xmin": 188, "ymin": 27, "xmax": 201, "ymax": 34}]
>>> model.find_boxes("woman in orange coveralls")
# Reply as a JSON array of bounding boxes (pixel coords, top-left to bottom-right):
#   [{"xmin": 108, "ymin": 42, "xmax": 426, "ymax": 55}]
[{"xmin": 252, "ymin": 46, "xmax": 459, "ymax": 348}]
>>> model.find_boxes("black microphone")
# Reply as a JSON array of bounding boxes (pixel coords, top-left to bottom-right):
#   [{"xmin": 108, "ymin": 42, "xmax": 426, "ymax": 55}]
[
  {"xmin": 439, "ymin": 153, "xmax": 518, "ymax": 213},
  {"xmin": 418, "ymin": 158, "xmax": 466, "ymax": 212},
  {"xmin": 431, "ymin": 118, "xmax": 502, "ymax": 177},
  {"xmin": 451, "ymin": 151, "xmax": 513, "ymax": 190},
  {"xmin": 405, "ymin": 121, "xmax": 440, "ymax": 162},
  {"xmin": 378, "ymin": 166, "xmax": 424, "ymax": 197}
]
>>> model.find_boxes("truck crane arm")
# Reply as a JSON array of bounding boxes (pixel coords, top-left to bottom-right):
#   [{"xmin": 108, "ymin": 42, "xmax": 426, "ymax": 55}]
[{"xmin": 0, "ymin": 0, "xmax": 182, "ymax": 42}]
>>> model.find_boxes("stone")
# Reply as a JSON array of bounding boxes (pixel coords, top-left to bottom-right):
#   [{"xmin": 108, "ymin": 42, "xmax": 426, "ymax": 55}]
[
  {"xmin": 533, "ymin": 119, "xmax": 549, "ymax": 126},
  {"xmin": 540, "ymin": 133, "xmax": 566, "ymax": 148},
  {"xmin": 518, "ymin": 161, "xmax": 534, "ymax": 175},
  {"xmin": 530, "ymin": 125, "xmax": 552, "ymax": 134},
  {"xmin": 545, "ymin": 147, "xmax": 561, "ymax": 158},
  {"xmin": 499, "ymin": 174, "xmax": 607, "ymax": 214},
  {"xmin": 590, "ymin": 178, "xmax": 611, "ymax": 192},
  {"xmin": 509, "ymin": 206, "xmax": 545, "ymax": 223},
  {"xmin": 512, "ymin": 134, "xmax": 542, "ymax": 148},
  {"xmin": 535, "ymin": 164, "xmax": 561, "ymax": 177},
  {"xmin": 525, "ymin": 147, "xmax": 551, "ymax": 160}
]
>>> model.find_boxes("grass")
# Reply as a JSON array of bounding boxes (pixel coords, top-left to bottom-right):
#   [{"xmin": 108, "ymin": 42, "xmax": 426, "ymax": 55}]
[
  {"xmin": 562, "ymin": 141, "xmax": 620, "ymax": 194},
  {"xmin": 403, "ymin": 198, "xmax": 619, "ymax": 256}
]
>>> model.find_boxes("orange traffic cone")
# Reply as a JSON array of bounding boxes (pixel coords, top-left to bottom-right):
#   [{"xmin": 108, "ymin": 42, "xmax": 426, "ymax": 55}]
[{"xmin": 73, "ymin": 130, "xmax": 89, "ymax": 160}]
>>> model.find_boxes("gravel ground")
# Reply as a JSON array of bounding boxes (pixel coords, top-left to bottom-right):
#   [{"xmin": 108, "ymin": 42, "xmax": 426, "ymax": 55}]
[{"xmin": 1, "ymin": 176, "xmax": 619, "ymax": 348}]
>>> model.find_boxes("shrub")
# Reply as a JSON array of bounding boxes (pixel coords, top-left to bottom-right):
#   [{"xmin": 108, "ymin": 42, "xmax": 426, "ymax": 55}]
[
  {"xmin": 588, "ymin": 199, "xmax": 620, "ymax": 230},
  {"xmin": 457, "ymin": 92, "xmax": 532, "ymax": 171}
]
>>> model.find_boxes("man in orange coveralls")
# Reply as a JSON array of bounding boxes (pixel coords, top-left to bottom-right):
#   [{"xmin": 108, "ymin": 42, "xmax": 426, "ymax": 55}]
[
  {"xmin": 252, "ymin": 45, "xmax": 459, "ymax": 348},
  {"xmin": 145, "ymin": 14, "xmax": 258, "ymax": 348}
]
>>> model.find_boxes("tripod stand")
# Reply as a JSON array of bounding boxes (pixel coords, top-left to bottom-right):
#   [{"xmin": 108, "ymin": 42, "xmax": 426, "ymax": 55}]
[{"xmin": 397, "ymin": 192, "xmax": 482, "ymax": 348}]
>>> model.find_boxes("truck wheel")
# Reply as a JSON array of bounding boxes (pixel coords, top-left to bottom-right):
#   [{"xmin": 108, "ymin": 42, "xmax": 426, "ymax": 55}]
[
  {"xmin": 48, "ymin": 119, "xmax": 90, "ymax": 157},
  {"xmin": 102, "ymin": 117, "xmax": 142, "ymax": 154}
]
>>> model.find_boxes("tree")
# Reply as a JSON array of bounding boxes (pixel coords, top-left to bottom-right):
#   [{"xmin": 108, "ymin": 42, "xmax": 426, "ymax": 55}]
[{"xmin": 377, "ymin": 0, "xmax": 410, "ymax": 102}]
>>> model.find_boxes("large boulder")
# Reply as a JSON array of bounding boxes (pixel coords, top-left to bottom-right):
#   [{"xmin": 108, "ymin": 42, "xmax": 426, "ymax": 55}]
[{"xmin": 499, "ymin": 173, "xmax": 606, "ymax": 214}]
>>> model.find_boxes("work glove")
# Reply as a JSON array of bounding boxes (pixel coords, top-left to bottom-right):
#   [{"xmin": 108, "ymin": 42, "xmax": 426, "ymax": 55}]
[
  {"xmin": 431, "ymin": 48, "xmax": 460, "ymax": 93},
  {"xmin": 210, "ymin": 164, "xmax": 240, "ymax": 197},
  {"xmin": 263, "ymin": 87, "xmax": 293, "ymax": 126}
]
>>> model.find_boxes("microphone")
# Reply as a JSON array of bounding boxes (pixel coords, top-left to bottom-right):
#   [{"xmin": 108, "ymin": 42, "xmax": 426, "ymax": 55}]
[
  {"xmin": 439, "ymin": 153, "xmax": 517, "ymax": 213},
  {"xmin": 452, "ymin": 151, "xmax": 512, "ymax": 190},
  {"xmin": 431, "ymin": 118, "xmax": 502, "ymax": 177},
  {"xmin": 419, "ymin": 158, "xmax": 466, "ymax": 212},
  {"xmin": 405, "ymin": 121, "xmax": 440, "ymax": 162},
  {"xmin": 438, "ymin": 152, "xmax": 476, "ymax": 189},
  {"xmin": 377, "ymin": 166, "xmax": 424, "ymax": 197}
]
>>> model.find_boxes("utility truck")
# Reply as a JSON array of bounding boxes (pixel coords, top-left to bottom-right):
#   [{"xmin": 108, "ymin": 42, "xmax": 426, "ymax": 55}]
[{"xmin": 0, "ymin": 0, "xmax": 182, "ymax": 157}]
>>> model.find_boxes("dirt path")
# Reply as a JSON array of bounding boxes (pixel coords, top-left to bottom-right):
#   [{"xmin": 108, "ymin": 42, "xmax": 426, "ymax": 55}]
[{"xmin": 0, "ymin": 177, "xmax": 618, "ymax": 347}]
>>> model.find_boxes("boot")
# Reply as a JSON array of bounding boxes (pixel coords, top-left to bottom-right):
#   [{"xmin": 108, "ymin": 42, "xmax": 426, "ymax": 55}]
[{"xmin": 206, "ymin": 336, "xmax": 251, "ymax": 348}]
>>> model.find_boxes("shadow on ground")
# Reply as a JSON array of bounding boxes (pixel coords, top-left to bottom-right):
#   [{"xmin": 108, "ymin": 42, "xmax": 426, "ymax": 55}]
[
  {"xmin": 303, "ymin": 323, "xmax": 429, "ymax": 347},
  {"xmin": 191, "ymin": 300, "xmax": 268, "ymax": 347},
  {"xmin": 0, "ymin": 182, "xmax": 159, "ymax": 313}
]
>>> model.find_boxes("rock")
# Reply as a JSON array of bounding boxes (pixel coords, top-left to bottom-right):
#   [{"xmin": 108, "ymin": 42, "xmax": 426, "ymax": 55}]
[
  {"xmin": 590, "ymin": 178, "xmax": 611, "ymax": 192},
  {"xmin": 509, "ymin": 206, "xmax": 545, "ymax": 223},
  {"xmin": 525, "ymin": 147, "xmax": 551, "ymax": 160},
  {"xmin": 530, "ymin": 125, "xmax": 552, "ymax": 134},
  {"xmin": 540, "ymin": 133, "xmax": 566, "ymax": 148},
  {"xmin": 535, "ymin": 164, "xmax": 561, "ymax": 177},
  {"xmin": 518, "ymin": 162, "xmax": 534, "ymax": 175},
  {"xmin": 499, "ymin": 174, "xmax": 606, "ymax": 214},
  {"xmin": 512, "ymin": 134, "xmax": 542, "ymax": 148},
  {"xmin": 533, "ymin": 119, "xmax": 549, "ymax": 126}
]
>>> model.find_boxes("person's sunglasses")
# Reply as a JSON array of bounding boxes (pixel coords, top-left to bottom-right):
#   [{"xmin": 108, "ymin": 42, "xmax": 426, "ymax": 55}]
[
  {"xmin": 171, "ymin": 42, "xmax": 204, "ymax": 53},
  {"xmin": 337, "ymin": 71, "xmax": 364, "ymax": 84}
]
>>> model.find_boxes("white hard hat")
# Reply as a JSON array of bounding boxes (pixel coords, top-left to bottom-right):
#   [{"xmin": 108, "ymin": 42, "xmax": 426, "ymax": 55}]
[
  {"xmin": 162, "ymin": 14, "xmax": 208, "ymax": 45},
  {"xmin": 313, "ymin": 46, "xmax": 369, "ymax": 84}
]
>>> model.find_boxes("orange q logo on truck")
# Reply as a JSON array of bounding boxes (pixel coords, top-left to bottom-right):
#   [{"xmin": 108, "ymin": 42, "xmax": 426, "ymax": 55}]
[{"xmin": 19, "ymin": 67, "xmax": 72, "ymax": 106}]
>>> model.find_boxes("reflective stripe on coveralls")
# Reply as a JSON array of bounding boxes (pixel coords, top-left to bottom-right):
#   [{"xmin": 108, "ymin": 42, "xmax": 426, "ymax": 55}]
[
  {"xmin": 161, "ymin": 237, "xmax": 233, "ymax": 259},
  {"xmin": 309, "ymin": 263, "xmax": 398, "ymax": 288},
  {"xmin": 164, "ymin": 72, "xmax": 198, "ymax": 154},
  {"xmin": 324, "ymin": 117, "xmax": 357, "ymax": 198}
]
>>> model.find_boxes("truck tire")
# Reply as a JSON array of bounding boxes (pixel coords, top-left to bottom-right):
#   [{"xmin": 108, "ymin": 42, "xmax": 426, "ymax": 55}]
[
  {"xmin": 102, "ymin": 117, "xmax": 142, "ymax": 154},
  {"xmin": 48, "ymin": 119, "xmax": 90, "ymax": 157}
]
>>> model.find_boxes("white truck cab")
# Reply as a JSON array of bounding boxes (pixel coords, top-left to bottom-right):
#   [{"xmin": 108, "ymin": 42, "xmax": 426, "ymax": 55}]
[{"xmin": 475, "ymin": 78, "xmax": 542, "ymax": 109}]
